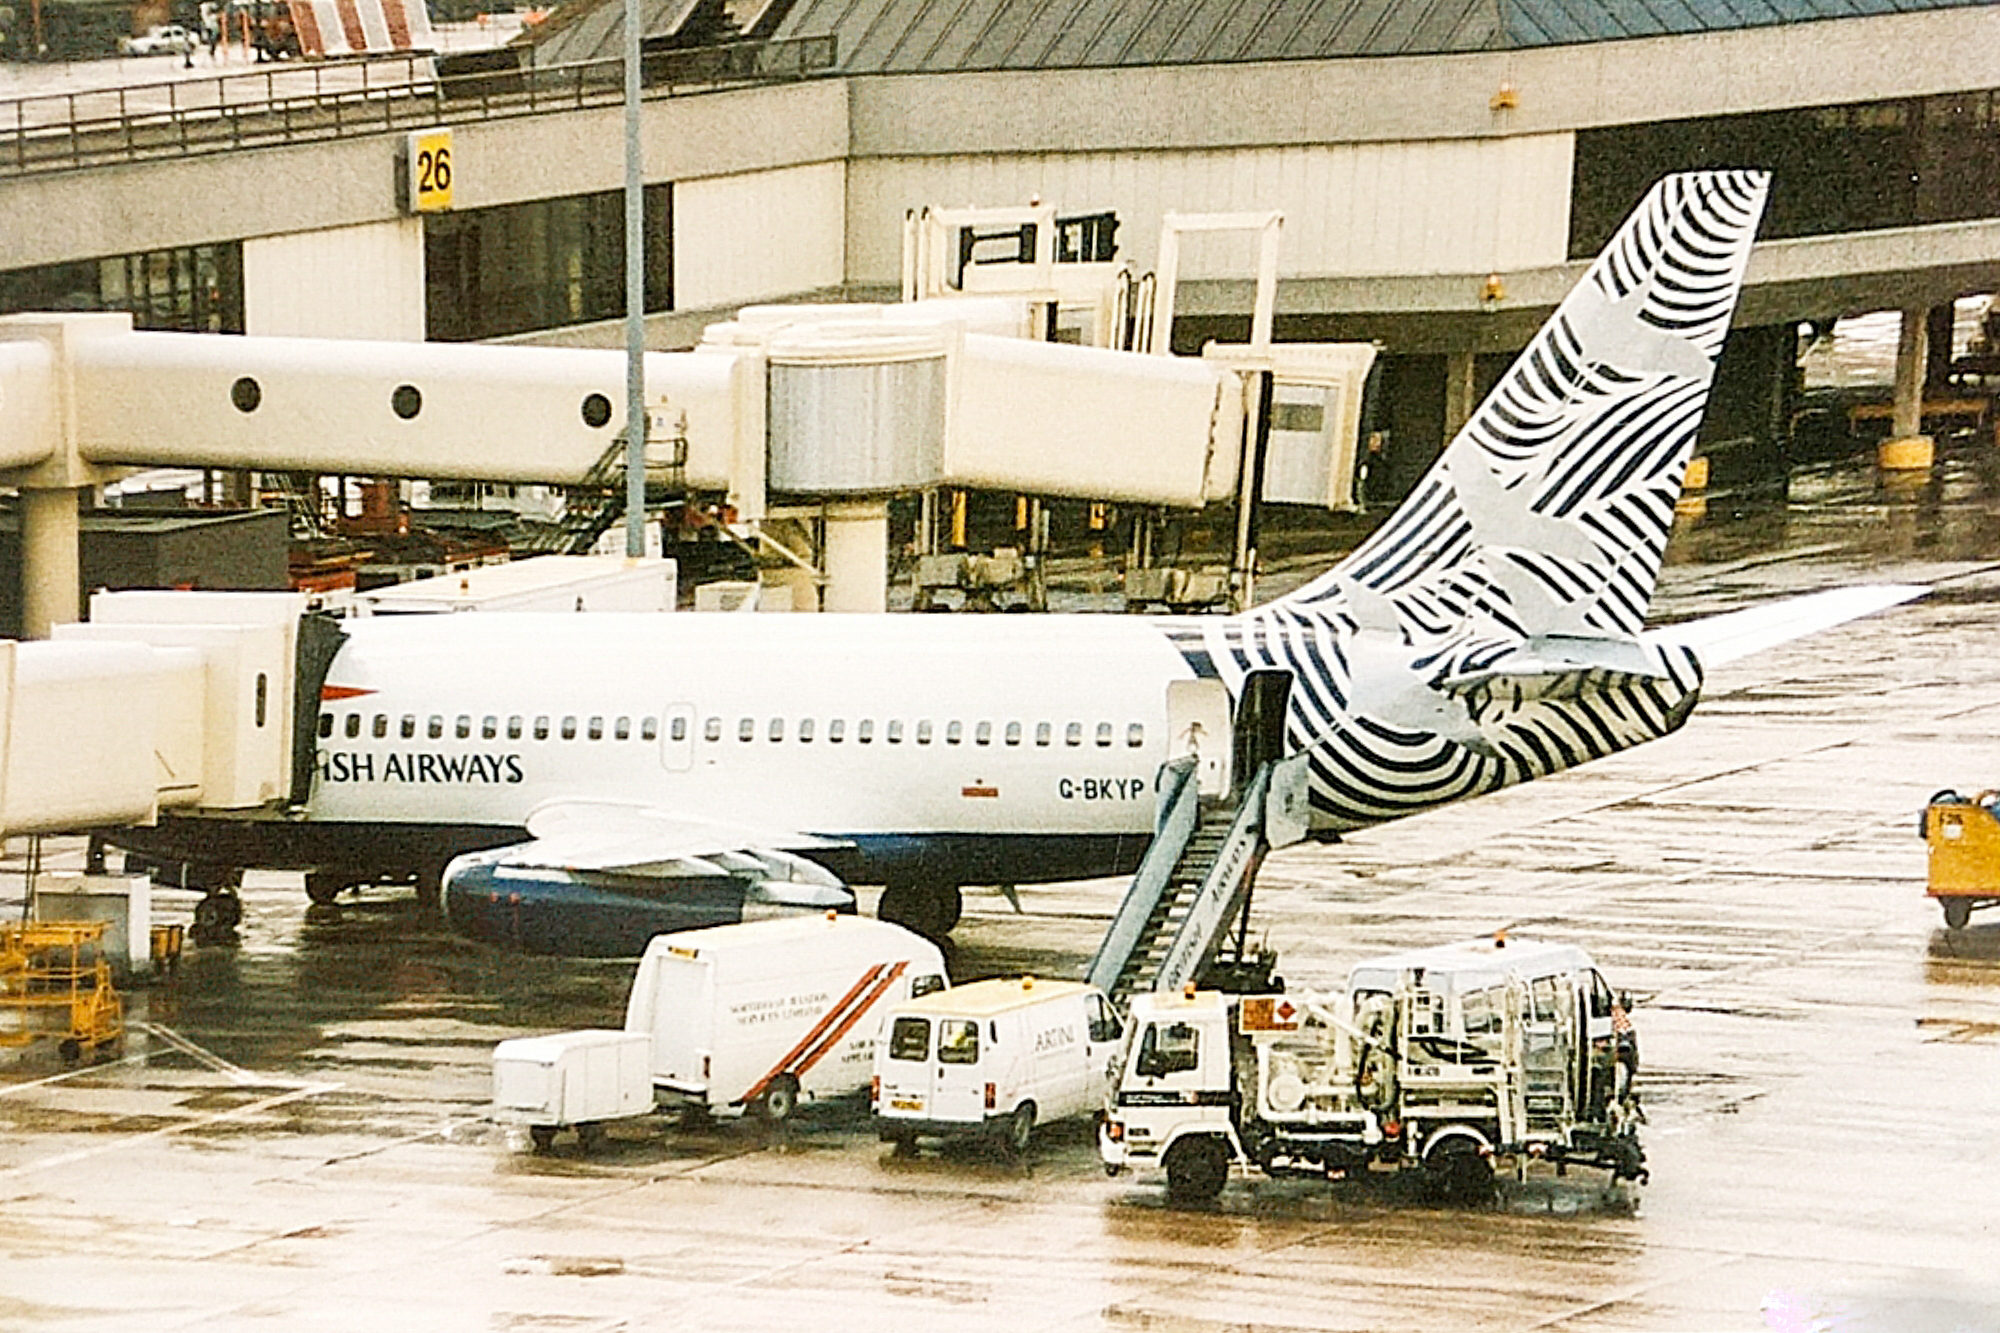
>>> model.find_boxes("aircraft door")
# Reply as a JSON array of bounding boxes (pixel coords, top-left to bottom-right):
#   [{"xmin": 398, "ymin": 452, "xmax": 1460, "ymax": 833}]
[
  {"xmin": 1166, "ymin": 679, "xmax": 1232, "ymax": 796},
  {"xmin": 660, "ymin": 703, "xmax": 696, "ymax": 771}
]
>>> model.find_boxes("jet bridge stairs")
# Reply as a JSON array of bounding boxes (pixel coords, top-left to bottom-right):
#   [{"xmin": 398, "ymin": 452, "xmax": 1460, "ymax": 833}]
[{"xmin": 1085, "ymin": 670, "xmax": 1312, "ymax": 1010}]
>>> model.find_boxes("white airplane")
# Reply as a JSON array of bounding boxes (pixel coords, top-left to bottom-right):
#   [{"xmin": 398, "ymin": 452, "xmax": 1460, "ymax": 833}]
[{"xmin": 105, "ymin": 169, "xmax": 1920, "ymax": 953}]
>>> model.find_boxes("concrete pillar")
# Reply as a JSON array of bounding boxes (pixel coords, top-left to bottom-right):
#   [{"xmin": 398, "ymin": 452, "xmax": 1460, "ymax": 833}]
[
  {"xmin": 1882, "ymin": 308, "xmax": 1934, "ymax": 471},
  {"xmin": 20, "ymin": 486, "xmax": 83, "ymax": 639},
  {"xmin": 822, "ymin": 500, "xmax": 889, "ymax": 613},
  {"xmin": 1443, "ymin": 349, "xmax": 1478, "ymax": 441}
]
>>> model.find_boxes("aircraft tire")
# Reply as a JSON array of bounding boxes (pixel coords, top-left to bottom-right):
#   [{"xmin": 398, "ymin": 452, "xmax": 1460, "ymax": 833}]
[
  {"xmin": 304, "ymin": 873, "xmax": 346, "ymax": 906},
  {"xmin": 878, "ymin": 883, "xmax": 962, "ymax": 938}
]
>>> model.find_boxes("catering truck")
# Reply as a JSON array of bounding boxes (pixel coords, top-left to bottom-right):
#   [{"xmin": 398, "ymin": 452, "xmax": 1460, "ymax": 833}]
[
  {"xmin": 1100, "ymin": 936, "xmax": 1646, "ymax": 1206},
  {"xmin": 492, "ymin": 914, "xmax": 946, "ymax": 1149}
]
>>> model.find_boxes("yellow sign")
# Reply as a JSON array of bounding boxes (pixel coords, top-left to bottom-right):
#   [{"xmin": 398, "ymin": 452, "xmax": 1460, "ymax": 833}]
[{"xmin": 404, "ymin": 130, "xmax": 454, "ymax": 213}]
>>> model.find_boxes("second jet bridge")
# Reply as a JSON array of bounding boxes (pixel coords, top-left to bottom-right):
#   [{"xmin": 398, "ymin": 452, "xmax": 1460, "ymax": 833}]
[{"xmin": 1086, "ymin": 670, "xmax": 1312, "ymax": 1009}]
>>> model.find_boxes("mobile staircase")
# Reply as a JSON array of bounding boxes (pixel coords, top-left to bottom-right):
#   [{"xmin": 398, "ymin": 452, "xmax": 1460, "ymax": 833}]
[{"xmin": 1086, "ymin": 670, "xmax": 1313, "ymax": 1009}]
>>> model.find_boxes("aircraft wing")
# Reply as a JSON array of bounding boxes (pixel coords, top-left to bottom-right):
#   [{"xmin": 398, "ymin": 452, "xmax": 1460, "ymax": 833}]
[
  {"xmin": 1641, "ymin": 584, "xmax": 1928, "ymax": 666},
  {"xmin": 508, "ymin": 798, "xmax": 850, "ymax": 875}
]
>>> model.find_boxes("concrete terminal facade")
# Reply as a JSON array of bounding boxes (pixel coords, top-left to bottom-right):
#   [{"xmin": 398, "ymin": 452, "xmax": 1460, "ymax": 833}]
[{"xmin": 3, "ymin": 1, "xmax": 1999, "ymax": 497}]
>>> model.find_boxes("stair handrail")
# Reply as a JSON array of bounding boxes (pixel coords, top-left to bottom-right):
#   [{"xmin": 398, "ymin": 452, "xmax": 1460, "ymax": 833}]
[{"xmin": 1085, "ymin": 755, "xmax": 1200, "ymax": 996}]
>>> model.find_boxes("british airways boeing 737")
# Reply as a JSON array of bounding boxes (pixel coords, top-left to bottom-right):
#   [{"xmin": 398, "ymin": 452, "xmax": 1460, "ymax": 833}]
[{"xmin": 104, "ymin": 170, "xmax": 1920, "ymax": 954}]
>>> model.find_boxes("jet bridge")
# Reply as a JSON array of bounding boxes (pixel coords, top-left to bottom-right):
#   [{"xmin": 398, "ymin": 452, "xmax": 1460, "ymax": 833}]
[{"xmin": 1085, "ymin": 670, "xmax": 1313, "ymax": 1009}]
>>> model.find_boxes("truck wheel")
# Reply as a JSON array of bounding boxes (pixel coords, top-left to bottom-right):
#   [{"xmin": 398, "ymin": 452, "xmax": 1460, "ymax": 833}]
[
  {"xmin": 1424, "ymin": 1147, "xmax": 1494, "ymax": 1205},
  {"xmin": 1943, "ymin": 898, "xmax": 1973, "ymax": 930},
  {"xmin": 756, "ymin": 1075, "xmax": 799, "ymax": 1123},
  {"xmin": 1163, "ymin": 1137, "xmax": 1229, "ymax": 1207},
  {"xmin": 576, "ymin": 1122, "xmax": 608, "ymax": 1154},
  {"xmin": 529, "ymin": 1126, "xmax": 557, "ymax": 1153},
  {"xmin": 1000, "ymin": 1103, "xmax": 1035, "ymax": 1159}
]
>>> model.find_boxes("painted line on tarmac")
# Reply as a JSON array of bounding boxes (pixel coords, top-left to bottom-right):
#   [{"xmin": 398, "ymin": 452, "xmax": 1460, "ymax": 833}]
[
  {"xmin": 136, "ymin": 1021, "xmax": 267, "ymax": 1085},
  {"xmin": 0, "ymin": 1081, "xmax": 342, "ymax": 1181}
]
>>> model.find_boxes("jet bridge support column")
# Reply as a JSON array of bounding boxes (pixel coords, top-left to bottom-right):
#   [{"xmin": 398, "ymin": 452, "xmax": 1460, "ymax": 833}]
[
  {"xmin": 20, "ymin": 487, "xmax": 84, "ymax": 640},
  {"xmin": 1882, "ymin": 307, "xmax": 1935, "ymax": 471},
  {"xmin": 822, "ymin": 500, "xmax": 889, "ymax": 613}
]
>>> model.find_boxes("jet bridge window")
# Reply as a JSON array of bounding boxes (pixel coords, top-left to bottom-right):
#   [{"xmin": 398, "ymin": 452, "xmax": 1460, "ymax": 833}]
[
  {"xmin": 344, "ymin": 714, "xmax": 361, "ymax": 739},
  {"xmin": 482, "ymin": 716, "xmax": 498, "ymax": 740}
]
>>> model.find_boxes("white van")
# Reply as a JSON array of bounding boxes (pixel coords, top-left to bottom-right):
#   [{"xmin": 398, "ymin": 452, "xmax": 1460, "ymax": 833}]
[
  {"xmin": 872, "ymin": 977, "xmax": 1124, "ymax": 1155},
  {"xmin": 626, "ymin": 914, "xmax": 947, "ymax": 1121}
]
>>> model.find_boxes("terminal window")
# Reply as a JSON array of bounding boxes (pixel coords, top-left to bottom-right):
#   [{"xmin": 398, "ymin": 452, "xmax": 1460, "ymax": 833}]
[
  {"xmin": 0, "ymin": 242, "xmax": 243, "ymax": 333},
  {"xmin": 424, "ymin": 184, "xmax": 673, "ymax": 342}
]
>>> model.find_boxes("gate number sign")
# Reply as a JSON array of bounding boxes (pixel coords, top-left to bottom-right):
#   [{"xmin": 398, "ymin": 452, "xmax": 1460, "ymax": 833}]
[{"xmin": 403, "ymin": 130, "xmax": 455, "ymax": 213}]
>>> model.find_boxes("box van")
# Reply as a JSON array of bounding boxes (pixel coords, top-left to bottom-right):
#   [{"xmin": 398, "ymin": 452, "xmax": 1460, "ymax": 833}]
[
  {"xmin": 626, "ymin": 914, "xmax": 947, "ymax": 1121},
  {"xmin": 872, "ymin": 977, "xmax": 1123, "ymax": 1155}
]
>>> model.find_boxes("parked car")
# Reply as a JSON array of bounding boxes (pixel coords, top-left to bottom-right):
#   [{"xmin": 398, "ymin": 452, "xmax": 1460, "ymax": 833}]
[{"xmin": 121, "ymin": 24, "xmax": 196, "ymax": 56}]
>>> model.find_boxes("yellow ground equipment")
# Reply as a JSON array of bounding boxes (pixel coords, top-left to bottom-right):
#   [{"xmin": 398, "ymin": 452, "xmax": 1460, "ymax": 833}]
[
  {"xmin": 1920, "ymin": 790, "xmax": 2000, "ymax": 929},
  {"xmin": 0, "ymin": 921, "xmax": 125, "ymax": 1065}
]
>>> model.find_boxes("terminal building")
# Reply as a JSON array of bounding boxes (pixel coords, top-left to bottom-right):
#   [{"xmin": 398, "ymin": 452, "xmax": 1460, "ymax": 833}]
[{"xmin": 2, "ymin": 0, "xmax": 1998, "ymax": 543}]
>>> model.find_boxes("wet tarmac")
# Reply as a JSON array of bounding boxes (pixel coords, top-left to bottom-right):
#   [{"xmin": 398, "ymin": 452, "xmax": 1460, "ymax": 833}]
[{"xmin": 4, "ymin": 447, "xmax": 2000, "ymax": 1332}]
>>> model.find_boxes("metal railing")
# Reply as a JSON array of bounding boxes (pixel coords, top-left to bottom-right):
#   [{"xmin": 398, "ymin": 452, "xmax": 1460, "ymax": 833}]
[{"xmin": 1, "ymin": 34, "xmax": 836, "ymax": 177}]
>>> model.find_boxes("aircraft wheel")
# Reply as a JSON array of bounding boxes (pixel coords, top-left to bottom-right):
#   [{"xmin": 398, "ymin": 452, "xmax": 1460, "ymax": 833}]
[
  {"xmin": 305, "ymin": 873, "xmax": 348, "ymax": 906},
  {"xmin": 529, "ymin": 1125, "xmax": 557, "ymax": 1153},
  {"xmin": 1163, "ymin": 1136, "xmax": 1229, "ymax": 1207},
  {"xmin": 878, "ymin": 882, "xmax": 961, "ymax": 938},
  {"xmin": 756, "ymin": 1074, "xmax": 799, "ymax": 1124},
  {"xmin": 191, "ymin": 889, "xmax": 243, "ymax": 943},
  {"xmin": 1943, "ymin": 897, "xmax": 1974, "ymax": 930}
]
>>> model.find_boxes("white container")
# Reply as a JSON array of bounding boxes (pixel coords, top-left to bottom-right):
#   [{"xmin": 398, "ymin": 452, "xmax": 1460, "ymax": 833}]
[
  {"xmin": 492, "ymin": 1028, "xmax": 653, "ymax": 1152},
  {"xmin": 626, "ymin": 914, "xmax": 948, "ymax": 1122},
  {"xmin": 872, "ymin": 977, "xmax": 1124, "ymax": 1155}
]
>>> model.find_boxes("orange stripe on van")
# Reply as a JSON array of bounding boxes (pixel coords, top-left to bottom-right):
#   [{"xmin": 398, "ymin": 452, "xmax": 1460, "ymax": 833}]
[{"xmin": 736, "ymin": 963, "xmax": 884, "ymax": 1107}]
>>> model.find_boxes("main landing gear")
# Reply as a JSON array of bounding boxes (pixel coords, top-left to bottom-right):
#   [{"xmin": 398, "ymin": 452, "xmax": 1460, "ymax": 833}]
[{"xmin": 877, "ymin": 881, "xmax": 962, "ymax": 939}]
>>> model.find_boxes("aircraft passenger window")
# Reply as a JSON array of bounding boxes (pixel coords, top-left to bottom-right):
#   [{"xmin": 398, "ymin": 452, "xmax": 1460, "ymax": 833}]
[
  {"xmin": 507, "ymin": 716, "xmax": 523, "ymax": 740},
  {"xmin": 858, "ymin": 720, "xmax": 874, "ymax": 743},
  {"xmin": 344, "ymin": 714, "xmax": 361, "ymax": 739},
  {"xmin": 946, "ymin": 721, "xmax": 963, "ymax": 745},
  {"xmin": 455, "ymin": 715, "xmax": 471, "ymax": 740},
  {"xmin": 768, "ymin": 718, "xmax": 784, "ymax": 743},
  {"xmin": 482, "ymin": 716, "xmax": 498, "ymax": 740},
  {"xmin": 588, "ymin": 716, "xmax": 604, "ymax": 741},
  {"xmin": 643, "ymin": 717, "xmax": 660, "ymax": 741},
  {"xmin": 318, "ymin": 713, "xmax": 333, "ymax": 739},
  {"xmin": 738, "ymin": 718, "xmax": 754, "ymax": 742},
  {"xmin": 428, "ymin": 716, "xmax": 444, "ymax": 739},
  {"xmin": 561, "ymin": 716, "xmax": 578, "ymax": 741},
  {"xmin": 668, "ymin": 717, "xmax": 685, "ymax": 742},
  {"xmin": 615, "ymin": 717, "xmax": 630, "ymax": 741},
  {"xmin": 937, "ymin": 1019, "xmax": 980, "ymax": 1065},
  {"xmin": 534, "ymin": 716, "xmax": 550, "ymax": 741},
  {"xmin": 798, "ymin": 718, "xmax": 814, "ymax": 743},
  {"xmin": 1127, "ymin": 723, "xmax": 1145, "ymax": 747},
  {"xmin": 1035, "ymin": 722, "xmax": 1052, "ymax": 747},
  {"xmin": 704, "ymin": 717, "xmax": 721, "ymax": 743},
  {"xmin": 1095, "ymin": 722, "xmax": 1113, "ymax": 747},
  {"xmin": 916, "ymin": 720, "xmax": 932, "ymax": 745},
  {"xmin": 829, "ymin": 719, "xmax": 846, "ymax": 743},
  {"xmin": 975, "ymin": 721, "xmax": 992, "ymax": 746},
  {"xmin": 1005, "ymin": 721, "xmax": 1022, "ymax": 746},
  {"xmin": 373, "ymin": 715, "xmax": 388, "ymax": 739},
  {"xmin": 1065, "ymin": 722, "xmax": 1083, "ymax": 747},
  {"xmin": 888, "ymin": 720, "xmax": 905, "ymax": 744}
]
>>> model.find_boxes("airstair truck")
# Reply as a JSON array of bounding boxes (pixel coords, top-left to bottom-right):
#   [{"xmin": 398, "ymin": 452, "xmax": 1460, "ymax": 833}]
[{"xmin": 1099, "ymin": 936, "xmax": 1647, "ymax": 1206}]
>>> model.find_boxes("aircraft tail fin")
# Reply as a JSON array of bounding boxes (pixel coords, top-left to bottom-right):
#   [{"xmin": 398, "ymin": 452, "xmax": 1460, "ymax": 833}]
[{"xmin": 1282, "ymin": 170, "xmax": 1770, "ymax": 638}]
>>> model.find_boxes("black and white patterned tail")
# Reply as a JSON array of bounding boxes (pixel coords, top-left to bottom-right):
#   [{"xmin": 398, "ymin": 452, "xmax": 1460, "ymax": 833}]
[{"xmin": 1286, "ymin": 169, "xmax": 1769, "ymax": 632}]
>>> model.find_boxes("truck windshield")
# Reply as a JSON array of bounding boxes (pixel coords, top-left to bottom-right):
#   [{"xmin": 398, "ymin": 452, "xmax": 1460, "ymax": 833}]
[
  {"xmin": 938, "ymin": 1019, "xmax": 980, "ymax": 1064},
  {"xmin": 888, "ymin": 1017, "xmax": 930, "ymax": 1062}
]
